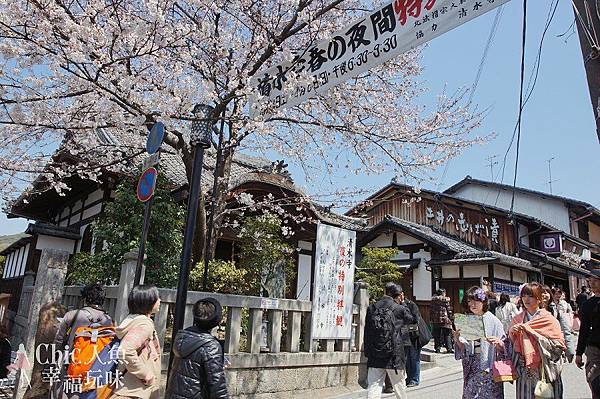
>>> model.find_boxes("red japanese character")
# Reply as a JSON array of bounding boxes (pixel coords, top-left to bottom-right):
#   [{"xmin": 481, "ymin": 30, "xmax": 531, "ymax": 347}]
[
  {"xmin": 337, "ymin": 300, "xmax": 344, "ymax": 310},
  {"xmin": 394, "ymin": 0, "xmax": 435, "ymax": 26},
  {"xmin": 339, "ymin": 246, "xmax": 345, "ymax": 257},
  {"xmin": 335, "ymin": 315, "xmax": 344, "ymax": 326},
  {"xmin": 337, "ymin": 285, "xmax": 344, "ymax": 295},
  {"xmin": 338, "ymin": 270, "xmax": 345, "ymax": 282}
]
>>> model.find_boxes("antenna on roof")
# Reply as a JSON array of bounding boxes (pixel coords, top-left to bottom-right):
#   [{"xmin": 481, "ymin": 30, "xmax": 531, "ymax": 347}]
[
  {"xmin": 546, "ymin": 157, "xmax": 558, "ymax": 194},
  {"xmin": 485, "ymin": 155, "xmax": 499, "ymax": 181}
]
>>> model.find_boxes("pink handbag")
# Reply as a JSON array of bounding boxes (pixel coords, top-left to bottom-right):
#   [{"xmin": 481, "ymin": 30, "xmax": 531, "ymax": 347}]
[{"xmin": 492, "ymin": 359, "xmax": 517, "ymax": 383}]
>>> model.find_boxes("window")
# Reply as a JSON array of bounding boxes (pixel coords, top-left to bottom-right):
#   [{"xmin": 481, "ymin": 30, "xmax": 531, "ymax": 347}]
[
  {"xmin": 80, "ymin": 225, "xmax": 93, "ymax": 253},
  {"xmin": 578, "ymin": 221, "xmax": 590, "ymax": 242}
]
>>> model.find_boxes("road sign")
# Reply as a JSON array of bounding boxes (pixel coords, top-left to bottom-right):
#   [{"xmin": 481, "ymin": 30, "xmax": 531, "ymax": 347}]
[
  {"xmin": 146, "ymin": 122, "xmax": 165, "ymax": 154},
  {"xmin": 137, "ymin": 167, "xmax": 158, "ymax": 202},
  {"xmin": 142, "ymin": 152, "xmax": 160, "ymax": 170},
  {"xmin": 249, "ymin": 0, "xmax": 509, "ymax": 117}
]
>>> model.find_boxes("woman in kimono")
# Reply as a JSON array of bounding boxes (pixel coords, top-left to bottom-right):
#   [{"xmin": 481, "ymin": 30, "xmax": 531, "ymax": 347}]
[
  {"xmin": 509, "ymin": 282, "xmax": 566, "ymax": 399},
  {"xmin": 453, "ymin": 286, "xmax": 506, "ymax": 399}
]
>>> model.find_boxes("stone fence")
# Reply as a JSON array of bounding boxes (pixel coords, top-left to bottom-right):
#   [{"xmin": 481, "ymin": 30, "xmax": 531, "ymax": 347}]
[{"xmin": 58, "ymin": 252, "xmax": 369, "ymax": 398}]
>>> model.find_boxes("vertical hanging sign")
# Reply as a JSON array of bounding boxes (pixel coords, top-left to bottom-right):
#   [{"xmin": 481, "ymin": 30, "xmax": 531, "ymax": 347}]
[{"xmin": 311, "ymin": 223, "xmax": 356, "ymax": 339}]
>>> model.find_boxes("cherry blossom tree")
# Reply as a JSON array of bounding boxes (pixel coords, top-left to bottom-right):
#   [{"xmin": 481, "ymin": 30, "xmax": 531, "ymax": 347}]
[{"xmin": 0, "ymin": 0, "xmax": 486, "ymax": 259}]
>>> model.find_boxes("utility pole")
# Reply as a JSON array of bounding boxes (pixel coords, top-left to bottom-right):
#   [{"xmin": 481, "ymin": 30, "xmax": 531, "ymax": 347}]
[
  {"xmin": 485, "ymin": 155, "xmax": 498, "ymax": 181},
  {"xmin": 546, "ymin": 157, "xmax": 558, "ymax": 194},
  {"xmin": 572, "ymin": 0, "xmax": 600, "ymax": 142}
]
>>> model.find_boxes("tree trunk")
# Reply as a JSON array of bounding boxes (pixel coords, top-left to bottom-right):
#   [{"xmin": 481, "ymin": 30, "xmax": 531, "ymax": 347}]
[{"xmin": 207, "ymin": 144, "xmax": 234, "ymax": 259}]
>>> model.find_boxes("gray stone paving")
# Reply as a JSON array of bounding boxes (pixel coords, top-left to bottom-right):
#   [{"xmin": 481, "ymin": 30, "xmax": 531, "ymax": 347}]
[{"xmin": 333, "ymin": 350, "xmax": 593, "ymax": 398}]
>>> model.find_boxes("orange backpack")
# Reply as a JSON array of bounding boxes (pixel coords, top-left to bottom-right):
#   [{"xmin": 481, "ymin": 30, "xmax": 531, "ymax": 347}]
[{"xmin": 66, "ymin": 309, "xmax": 115, "ymax": 389}]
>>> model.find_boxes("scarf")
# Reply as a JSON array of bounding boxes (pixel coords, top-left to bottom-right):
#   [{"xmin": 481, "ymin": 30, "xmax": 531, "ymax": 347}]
[{"xmin": 510, "ymin": 309, "xmax": 565, "ymax": 369}]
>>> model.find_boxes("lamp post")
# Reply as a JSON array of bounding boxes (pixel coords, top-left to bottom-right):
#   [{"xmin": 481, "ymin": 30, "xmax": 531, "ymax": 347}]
[{"xmin": 168, "ymin": 104, "xmax": 214, "ymax": 376}]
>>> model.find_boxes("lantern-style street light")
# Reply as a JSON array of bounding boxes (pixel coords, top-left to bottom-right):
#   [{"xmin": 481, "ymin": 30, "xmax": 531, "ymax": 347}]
[{"xmin": 168, "ymin": 104, "xmax": 214, "ymax": 375}]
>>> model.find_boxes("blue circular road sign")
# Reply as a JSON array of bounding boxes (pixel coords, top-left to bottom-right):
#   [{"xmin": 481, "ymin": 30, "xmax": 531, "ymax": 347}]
[
  {"xmin": 137, "ymin": 167, "xmax": 158, "ymax": 202},
  {"xmin": 146, "ymin": 122, "xmax": 165, "ymax": 154}
]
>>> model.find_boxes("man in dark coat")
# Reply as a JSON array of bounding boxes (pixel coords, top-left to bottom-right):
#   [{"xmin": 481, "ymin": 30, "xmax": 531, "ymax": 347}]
[
  {"xmin": 166, "ymin": 298, "xmax": 228, "ymax": 399},
  {"xmin": 364, "ymin": 282, "xmax": 415, "ymax": 399},
  {"xmin": 575, "ymin": 270, "xmax": 600, "ymax": 399},
  {"xmin": 576, "ymin": 286, "xmax": 591, "ymax": 314},
  {"xmin": 429, "ymin": 289, "xmax": 454, "ymax": 353}
]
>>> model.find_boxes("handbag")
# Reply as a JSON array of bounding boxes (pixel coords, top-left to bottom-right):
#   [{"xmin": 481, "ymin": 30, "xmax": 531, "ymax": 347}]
[
  {"xmin": 417, "ymin": 316, "xmax": 433, "ymax": 348},
  {"xmin": 534, "ymin": 347, "xmax": 554, "ymax": 399},
  {"xmin": 492, "ymin": 359, "xmax": 517, "ymax": 383}
]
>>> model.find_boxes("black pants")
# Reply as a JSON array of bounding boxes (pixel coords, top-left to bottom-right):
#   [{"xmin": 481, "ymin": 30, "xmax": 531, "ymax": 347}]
[{"xmin": 432, "ymin": 325, "xmax": 452, "ymax": 350}]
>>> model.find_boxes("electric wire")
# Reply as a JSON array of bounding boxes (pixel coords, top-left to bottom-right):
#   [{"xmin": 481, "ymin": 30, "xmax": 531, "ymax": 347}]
[
  {"xmin": 435, "ymin": 6, "xmax": 504, "ymax": 191},
  {"xmin": 492, "ymin": 0, "xmax": 559, "ymax": 206},
  {"xmin": 509, "ymin": 0, "xmax": 528, "ymax": 215}
]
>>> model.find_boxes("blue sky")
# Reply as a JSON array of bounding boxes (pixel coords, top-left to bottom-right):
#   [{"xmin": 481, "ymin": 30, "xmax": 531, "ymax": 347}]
[{"xmin": 1, "ymin": 0, "xmax": 598, "ymax": 235}]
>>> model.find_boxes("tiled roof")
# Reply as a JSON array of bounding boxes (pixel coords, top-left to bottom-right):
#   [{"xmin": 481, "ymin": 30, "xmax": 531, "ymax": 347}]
[{"xmin": 383, "ymin": 216, "xmax": 481, "ymax": 255}]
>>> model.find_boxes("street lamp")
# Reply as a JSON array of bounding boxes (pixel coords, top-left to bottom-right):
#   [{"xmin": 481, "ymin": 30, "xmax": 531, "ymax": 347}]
[{"xmin": 168, "ymin": 104, "xmax": 214, "ymax": 377}]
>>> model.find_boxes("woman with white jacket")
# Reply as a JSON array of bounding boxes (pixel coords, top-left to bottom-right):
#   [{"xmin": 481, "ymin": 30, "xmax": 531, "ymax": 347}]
[{"xmin": 495, "ymin": 293, "xmax": 518, "ymax": 333}]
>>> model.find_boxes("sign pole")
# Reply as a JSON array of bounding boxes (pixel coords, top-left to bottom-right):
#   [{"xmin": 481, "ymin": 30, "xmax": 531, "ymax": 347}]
[
  {"xmin": 134, "ymin": 122, "xmax": 164, "ymax": 285},
  {"xmin": 135, "ymin": 198, "xmax": 152, "ymax": 285}
]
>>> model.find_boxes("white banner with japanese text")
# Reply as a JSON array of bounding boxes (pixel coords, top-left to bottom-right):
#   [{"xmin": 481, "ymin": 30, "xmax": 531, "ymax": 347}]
[
  {"xmin": 311, "ymin": 223, "xmax": 356, "ymax": 339},
  {"xmin": 250, "ymin": 0, "xmax": 510, "ymax": 117}
]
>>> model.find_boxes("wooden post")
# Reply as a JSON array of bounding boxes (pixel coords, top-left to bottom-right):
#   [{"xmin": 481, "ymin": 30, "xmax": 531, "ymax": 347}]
[
  {"xmin": 184, "ymin": 304, "xmax": 194, "ymax": 328},
  {"xmin": 354, "ymin": 282, "xmax": 369, "ymax": 352},
  {"xmin": 154, "ymin": 302, "xmax": 169, "ymax": 350},
  {"xmin": 285, "ymin": 311, "xmax": 302, "ymax": 353},
  {"xmin": 225, "ymin": 307, "xmax": 242, "ymax": 354},
  {"xmin": 325, "ymin": 339, "xmax": 335, "ymax": 352},
  {"xmin": 268, "ymin": 310, "xmax": 282, "ymax": 353},
  {"xmin": 302, "ymin": 313, "xmax": 313, "ymax": 352},
  {"xmin": 247, "ymin": 308, "xmax": 263, "ymax": 354}
]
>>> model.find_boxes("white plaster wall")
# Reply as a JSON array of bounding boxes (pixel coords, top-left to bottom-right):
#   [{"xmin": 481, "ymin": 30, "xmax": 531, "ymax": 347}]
[
  {"xmin": 513, "ymin": 269, "xmax": 528, "ymax": 283},
  {"xmin": 494, "ymin": 265, "xmax": 511, "ymax": 281},
  {"xmin": 297, "ymin": 240, "xmax": 312, "ymax": 251},
  {"xmin": 36, "ymin": 235, "xmax": 75, "ymax": 254},
  {"xmin": 413, "ymin": 249, "xmax": 432, "ymax": 300},
  {"xmin": 82, "ymin": 203, "xmax": 102, "ymax": 221},
  {"xmin": 87, "ymin": 189, "xmax": 104, "ymax": 203},
  {"xmin": 518, "ymin": 224, "xmax": 530, "ymax": 247},
  {"xmin": 18, "ymin": 244, "xmax": 30, "ymax": 276},
  {"xmin": 463, "ymin": 264, "xmax": 488, "ymax": 278},
  {"xmin": 396, "ymin": 232, "xmax": 422, "ymax": 246},
  {"xmin": 451, "ymin": 185, "xmax": 571, "ymax": 232},
  {"xmin": 442, "ymin": 265, "xmax": 460, "ymax": 279},
  {"xmin": 367, "ymin": 234, "xmax": 393, "ymax": 247},
  {"xmin": 296, "ymin": 253, "xmax": 312, "ymax": 301}
]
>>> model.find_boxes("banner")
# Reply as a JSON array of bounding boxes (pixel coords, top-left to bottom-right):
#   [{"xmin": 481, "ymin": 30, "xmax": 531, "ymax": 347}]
[
  {"xmin": 250, "ymin": 0, "xmax": 509, "ymax": 117},
  {"xmin": 311, "ymin": 223, "xmax": 356, "ymax": 339}
]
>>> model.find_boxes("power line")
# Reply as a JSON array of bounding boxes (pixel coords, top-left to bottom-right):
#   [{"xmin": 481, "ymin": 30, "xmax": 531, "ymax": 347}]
[
  {"xmin": 510, "ymin": 0, "xmax": 528, "ymax": 215},
  {"xmin": 436, "ymin": 6, "xmax": 504, "ymax": 191},
  {"xmin": 493, "ymin": 0, "xmax": 559, "ymax": 207}
]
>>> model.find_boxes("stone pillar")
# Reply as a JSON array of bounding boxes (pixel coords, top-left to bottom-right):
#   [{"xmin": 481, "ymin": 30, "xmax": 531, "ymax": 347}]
[
  {"xmin": 14, "ymin": 249, "xmax": 69, "ymax": 399},
  {"xmin": 354, "ymin": 282, "xmax": 369, "ymax": 387},
  {"xmin": 114, "ymin": 251, "xmax": 140, "ymax": 324}
]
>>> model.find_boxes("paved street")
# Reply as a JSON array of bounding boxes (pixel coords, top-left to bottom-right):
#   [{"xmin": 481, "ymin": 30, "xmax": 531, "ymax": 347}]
[{"xmin": 337, "ymin": 349, "xmax": 593, "ymax": 399}]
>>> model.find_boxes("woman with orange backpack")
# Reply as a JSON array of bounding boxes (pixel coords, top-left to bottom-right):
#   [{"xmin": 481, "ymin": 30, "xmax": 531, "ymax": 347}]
[
  {"xmin": 53, "ymin": 283, "xmax": 113, "ymax": 399},
  {"xmin": 110, "ymin": 285, "xmax": 162, "ymax": 399}
]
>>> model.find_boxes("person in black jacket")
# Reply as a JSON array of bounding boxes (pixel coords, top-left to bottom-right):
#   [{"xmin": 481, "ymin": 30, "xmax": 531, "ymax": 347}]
[
  {"xmin": 166, "ymin": 298, "xmax": 228, "ymax": 399},
  {"xmin": 575, "ymin": 270, "xmax": 600, "ymax": 399},
  {"xmin": 364, "ymin": 282, "xmax": 415, "ymax": 399}
]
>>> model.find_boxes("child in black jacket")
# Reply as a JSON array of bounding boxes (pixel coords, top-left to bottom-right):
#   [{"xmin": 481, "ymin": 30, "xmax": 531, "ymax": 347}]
[{"xmin": 166, "ymin": 298, "xmax": 229, "ymax": 399}]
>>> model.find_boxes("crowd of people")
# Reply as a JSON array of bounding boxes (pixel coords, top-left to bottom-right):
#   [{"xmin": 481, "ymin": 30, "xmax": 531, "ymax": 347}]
[
  {"xmin": 364, "ymin": 269, "xmax": 600, "ymax": 399},
  {"xmin": 50, "ymin": 283, "xmax": 228, "ymax": 399},
  {"xmin": 10, "ymin": 269, "xmax": 598, "ymax": 399}
]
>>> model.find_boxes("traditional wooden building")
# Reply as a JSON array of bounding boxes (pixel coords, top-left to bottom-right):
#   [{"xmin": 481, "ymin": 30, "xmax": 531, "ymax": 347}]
[
  {"xmin": 0, "ymin": 129, "xmax": 365, "ymax": 323},
  {"xmin": 348, "ymin": 181, "xmax": 596, "ymax": 315}
]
